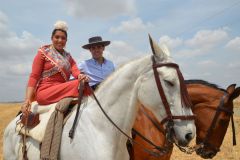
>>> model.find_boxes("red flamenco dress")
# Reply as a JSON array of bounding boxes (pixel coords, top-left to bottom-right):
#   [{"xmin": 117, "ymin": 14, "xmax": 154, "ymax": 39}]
[{"xmin": 27, "ymin": 45, "xmax": 90, "ymax": 105}]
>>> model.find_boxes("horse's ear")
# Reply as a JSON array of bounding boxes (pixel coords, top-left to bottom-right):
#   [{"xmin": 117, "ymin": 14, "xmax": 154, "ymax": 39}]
[
  {"xmin": 149, "ymin": 34, "xmax": 157, "ymax": 55},
  {"xmin": 226, "ymin": 84, "xmax": 236, "ymax": 95},
  {"xmin": 229, "ymin": 87, "xmax": 240, "ymax": 101},
  {"xmin": 148, "ymin": 34, "xmax": 167, "ymax": 60}
]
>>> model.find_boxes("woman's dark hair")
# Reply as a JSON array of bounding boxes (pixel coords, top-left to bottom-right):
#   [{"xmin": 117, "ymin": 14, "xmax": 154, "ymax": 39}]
[{"xmin": 51, "ymin": 29, "xmax": 67, "ymax": 38}]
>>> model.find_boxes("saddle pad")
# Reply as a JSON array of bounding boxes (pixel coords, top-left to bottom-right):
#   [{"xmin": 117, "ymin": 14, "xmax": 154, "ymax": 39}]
[
  {"xmin": 16, "ymin": 101, "xmax": 58, "ymax": 142},
  {"xmin": 16, "ymin": 99, "xmax": 78, "ymax": 142}
]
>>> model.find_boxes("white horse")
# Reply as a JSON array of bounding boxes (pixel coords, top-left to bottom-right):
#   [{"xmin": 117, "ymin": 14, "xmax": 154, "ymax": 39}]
[{"xmin": 3, "ymin": 36, "xmax": 196, "ymax": 160}]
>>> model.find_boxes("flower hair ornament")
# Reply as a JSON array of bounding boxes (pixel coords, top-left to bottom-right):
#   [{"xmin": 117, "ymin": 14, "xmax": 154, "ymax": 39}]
[{"xmin": 54, "ymin": 20, "xmax": 68, "ymax": 32}]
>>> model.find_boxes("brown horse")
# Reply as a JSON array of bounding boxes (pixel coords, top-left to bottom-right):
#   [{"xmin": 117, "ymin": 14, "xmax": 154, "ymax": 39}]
[{"xmin": 130, "ymin": 80, "xmax": 240, "ymax": 159}]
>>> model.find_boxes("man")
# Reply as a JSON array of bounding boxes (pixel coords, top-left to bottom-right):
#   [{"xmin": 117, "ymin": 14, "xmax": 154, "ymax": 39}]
[{"xmin": 78, "ymin": 36, "xmax": 115, "ymax": 90}]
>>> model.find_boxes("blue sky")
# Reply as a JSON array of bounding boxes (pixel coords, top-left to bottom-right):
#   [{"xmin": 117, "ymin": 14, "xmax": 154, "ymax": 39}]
[{"xmin": 0, "ymin": 0, "xmax": 240, "ymax": 102}]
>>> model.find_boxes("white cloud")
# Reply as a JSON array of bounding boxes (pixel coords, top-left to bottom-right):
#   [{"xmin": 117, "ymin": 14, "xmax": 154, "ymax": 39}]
[
  {"xmin": 225, "ymin": 37, "xmax": 240, "ymax": 52},
  {"xmin": 185, "ymin": 28, "xmax": 228, "ymax": 48},
  {"xmin": 105, "ymin": 40, "xmax": 145, "ymax": 65},
  {"xmin": 0, "ymin": 31, "xmax": 42, "ymax": 60},
  {"xmin": 64, "ymin": 0, "xmax": 136, "ymax": 19},
  {"xmin": 159, "ymin": 28, "xmax": 230, "ymax": 57},
  {"xmin": 109, "ymin": 40, "xmax": 137, "ymax": 53},
  {"xmin": 0, "ymin": 11, "xmax": 11, "ymax": 37},
  {"xmin": 8, "ymin": 63, "xmax": 32, "ymax": 75},
  {"xmin": 175, "ymin": 48, "xmax": 209, "ymax": 57},
  {"xmin": 197, "ymin": 60, "xmax": 217, "ymax": 67},
  {"xmin": 228, "ymin": 62, "xmax": 240, "ymax": 69},
  {"xmin": 0, "ymin": 12, "xmax": 42, "ymax": 77},
  {"xmin": 109, "ymin": 18, "xmax": 153, "ymax": 34},
  {"xmin": 159, "ymin": 35, "xmax": 183, "ymax": 49},
  {"xmin": 0, "ymin": 11, "xmax": 8, "ymax": 25},
  {"xmin": 0, "ymin": 12, "xmax": 42, "ymax": 60}
]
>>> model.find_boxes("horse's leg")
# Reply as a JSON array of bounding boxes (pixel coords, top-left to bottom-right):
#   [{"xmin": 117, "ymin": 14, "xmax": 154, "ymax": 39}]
[
  {"xmin": 3, "ymin": 117, "xmax": 21, "ymax": 160},
  {"xmin": 3, "ymin": 116, "xmax": 41, "ymax": 160}
]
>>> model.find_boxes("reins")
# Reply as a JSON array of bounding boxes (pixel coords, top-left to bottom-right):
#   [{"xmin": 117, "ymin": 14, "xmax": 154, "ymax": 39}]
[
  {"xmin": 21, "ymin": 104, "xmax": 31, "ymax": 160},
  {"xmin": 68, "ymin": 81, "xmax": 170, "ymax": 157},
  {"xmin": 90, "ymin": 86, "xmax": 171, "ymax": 157},
  {"xmin": 138, "ymin": 105, "xmax": 165, "ymax": 134},
  {"xmin": 137, "ymin": 104, "xmax": 201, "ymax": 155},
  {"xmin": 69, "ymin": 81, "xmax": 85, "ymax": 139}
]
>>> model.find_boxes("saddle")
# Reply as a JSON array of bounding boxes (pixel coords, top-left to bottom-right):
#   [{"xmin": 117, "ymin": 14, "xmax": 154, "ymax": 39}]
[
  {"xmin": 16, "ymin": 99, "xmax": 78, "ymax": 142},
  {"xmin": 20, "ymin": 111, "xmax": 40, "ymax": 128}
]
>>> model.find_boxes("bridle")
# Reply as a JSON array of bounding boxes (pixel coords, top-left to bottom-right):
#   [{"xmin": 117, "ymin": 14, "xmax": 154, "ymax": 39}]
[
  {"xmin": 151, "ymin": 56, "xmax": 195, "ymax": 128},
  {"xmin": 196, "ymin": 92, "xmax": 236, "ymax": 155},
  {"xmin": 130, "ymin": 56, "xmax": 196, "ymax": 156},
  {"xmin": 134, "ymin": 85, "xmax": 237, "ymax": 156}
]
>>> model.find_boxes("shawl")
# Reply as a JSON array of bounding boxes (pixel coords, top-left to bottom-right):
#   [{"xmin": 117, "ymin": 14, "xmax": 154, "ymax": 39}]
[{"xmin": 39, "ymin": 45, "xmax": 71, "ymax": 81}]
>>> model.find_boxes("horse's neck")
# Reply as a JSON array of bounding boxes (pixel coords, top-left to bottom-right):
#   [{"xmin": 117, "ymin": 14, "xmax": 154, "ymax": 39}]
[
  {"xmin": 188, "ymin": 84, "xmax": 224, "ymax": 105},
  {"xmin": 70, "ymin": 57, "xmax": 150, "ymax": 153},
  {"xmin": 91, "ymin": 57, "xmax": 150, "ymax": 129}
]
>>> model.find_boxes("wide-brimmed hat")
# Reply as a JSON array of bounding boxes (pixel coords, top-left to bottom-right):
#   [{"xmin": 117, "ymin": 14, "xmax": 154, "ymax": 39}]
[{"xmin": 82, "ymin": 36, "xmax": 110, "ymax": 49}]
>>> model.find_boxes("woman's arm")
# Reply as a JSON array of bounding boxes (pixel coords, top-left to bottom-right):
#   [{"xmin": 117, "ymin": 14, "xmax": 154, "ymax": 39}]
[
  {"xmin": 22, "ymin": 50, "xmax": 44, "ymax": 112},
  {"xmin": 22, "ymin": 87, "xmax": 35, "ymax": 112}
]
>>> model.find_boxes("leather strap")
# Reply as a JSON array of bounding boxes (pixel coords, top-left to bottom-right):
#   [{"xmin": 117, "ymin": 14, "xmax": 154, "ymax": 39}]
[
  {"xmin": 200, "ymin": 92, "xmax": 236, "ymax": 152},
  {"xmin": 151, "ymin": 56, "xmax": 195, "ymax": 126},
  {"xmin": 89, "ymin": 85, "xmax": 171, "ymax": 157},
  {"xmin": 69, "ymin": 81, "xmax": 85, "ymax": 139}
]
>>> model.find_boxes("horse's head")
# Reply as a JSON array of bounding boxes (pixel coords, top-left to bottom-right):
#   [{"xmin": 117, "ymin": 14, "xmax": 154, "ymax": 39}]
[
  {"xmin": 136, "ymin": 35, "xmax": 196, "ymax": 147},
  {"xmin": 193, "ymin": 84, "xmax": 240, "ymax": 159}
]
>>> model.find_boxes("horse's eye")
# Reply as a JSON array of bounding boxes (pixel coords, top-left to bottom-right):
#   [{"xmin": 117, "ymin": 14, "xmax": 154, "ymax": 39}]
[{"xmin": 164, "ymin": 80, "xmax": 174, "ymax": 87}]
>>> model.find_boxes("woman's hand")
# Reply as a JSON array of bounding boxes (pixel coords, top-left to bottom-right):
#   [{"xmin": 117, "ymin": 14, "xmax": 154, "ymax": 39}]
[
  {"xmin": 21, "ymin": 99, "xmax": 31, "ymax": 113},
  {"xmin": 78, "ymin": 73, "xmax": 89, "ymax": 82}
]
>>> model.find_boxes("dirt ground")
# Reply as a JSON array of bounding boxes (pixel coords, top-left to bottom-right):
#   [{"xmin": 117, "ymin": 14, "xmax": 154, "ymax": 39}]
[{"xmin": 0, "ymin": 99, "xmax": 239, "ymax": 160}]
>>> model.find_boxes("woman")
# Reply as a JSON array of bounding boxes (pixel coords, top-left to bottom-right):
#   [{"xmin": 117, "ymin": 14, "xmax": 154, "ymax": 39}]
[{"xmin": 21, "ymin": 21, "xmax": 89, "ymax": 112}]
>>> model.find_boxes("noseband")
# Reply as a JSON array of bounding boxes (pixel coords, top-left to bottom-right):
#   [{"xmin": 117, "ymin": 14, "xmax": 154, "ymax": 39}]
[{"xmin": 197, "ymin": 92, "xmax": 236, "ymax": 154}]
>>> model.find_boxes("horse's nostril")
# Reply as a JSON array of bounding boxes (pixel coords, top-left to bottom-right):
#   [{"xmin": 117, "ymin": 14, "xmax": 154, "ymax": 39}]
[{"xmin": 185, "ymin": 132, "xmax": 192, "ymax": 141}]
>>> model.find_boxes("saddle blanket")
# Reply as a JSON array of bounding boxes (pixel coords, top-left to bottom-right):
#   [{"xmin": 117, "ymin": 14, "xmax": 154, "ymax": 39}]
[{"xmin": 16, "ymin": 101, "xmax": 59, "ymax": 142}]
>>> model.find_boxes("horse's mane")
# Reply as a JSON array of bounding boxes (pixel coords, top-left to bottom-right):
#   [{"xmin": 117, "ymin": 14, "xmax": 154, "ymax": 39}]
[
  {"xmin": 185, "ymin": 79, "xmax": 226, "ymax": 92},
  {"xmin": 97, "ymin": 55, "xmax": 150, "ymax": 90}
]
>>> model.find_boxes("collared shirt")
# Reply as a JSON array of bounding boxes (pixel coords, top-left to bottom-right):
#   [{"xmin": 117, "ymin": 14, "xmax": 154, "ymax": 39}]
[{"xmin": 78, "ymin": 58, "xmax": 115, "ymax": 86}]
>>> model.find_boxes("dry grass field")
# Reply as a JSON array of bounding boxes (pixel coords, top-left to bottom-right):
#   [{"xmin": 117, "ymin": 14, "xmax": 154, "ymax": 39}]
[
  {"xmin": 0, "ymin": 103, "xmax": 21, "ymax": 160},
  {"xmin": 0, "ymin": 98, "xmax": 239, "ymax": 160}
]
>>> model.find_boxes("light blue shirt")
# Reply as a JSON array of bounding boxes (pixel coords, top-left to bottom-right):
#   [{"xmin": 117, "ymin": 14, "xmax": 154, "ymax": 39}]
[{"xmin": 78, "ymin": 58, "xmax": 115, "ymax": 86}]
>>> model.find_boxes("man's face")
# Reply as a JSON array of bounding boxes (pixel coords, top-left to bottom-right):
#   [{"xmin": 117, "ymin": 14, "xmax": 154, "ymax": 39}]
[{"xmin": 89, "ymin": 45, "xmax": 105, "ymax": 59}]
